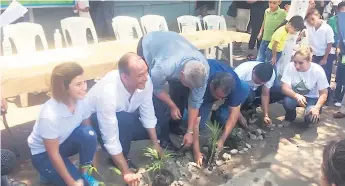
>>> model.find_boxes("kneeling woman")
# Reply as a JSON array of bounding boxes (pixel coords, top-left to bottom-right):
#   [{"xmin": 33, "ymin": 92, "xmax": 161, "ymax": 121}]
[
  {"xmin": 281, "ymin": 47, "xmax": 329, "ymax": 127},
  {"xmin": 27, "ymin": 62, "xmax": 102, "ymax": 186}
]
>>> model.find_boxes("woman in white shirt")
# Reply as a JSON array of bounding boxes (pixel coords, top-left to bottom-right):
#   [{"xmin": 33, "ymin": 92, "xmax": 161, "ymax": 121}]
[
  {"xmin": 281, "ymin": 47, "xmax": 329, "ymax": 127},
  {"xmin": 27, "ymin": 63, "xmax": 101, "ymax": 186}
]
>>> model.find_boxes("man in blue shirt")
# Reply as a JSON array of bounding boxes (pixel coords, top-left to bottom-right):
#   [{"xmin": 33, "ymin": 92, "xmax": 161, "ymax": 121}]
[
  {"xmin": 185, "ymin": 59, "xmax": 250, "ymax": 165},
  {"xmin": 137, "ymin": 31, "xmax": 209, "ymax": 149}
]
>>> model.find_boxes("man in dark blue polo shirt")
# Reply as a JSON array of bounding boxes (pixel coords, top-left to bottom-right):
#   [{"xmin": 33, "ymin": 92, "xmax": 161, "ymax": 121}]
[{"xmin": 187, "ymin": 59, "xmax": 250, "ymax": 165}]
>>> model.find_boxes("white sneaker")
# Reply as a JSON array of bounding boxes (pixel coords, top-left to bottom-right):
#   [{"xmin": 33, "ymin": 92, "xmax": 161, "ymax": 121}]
[{"xmin": 334, "ymin": 102, "xmax": 342, "ymax": 107}]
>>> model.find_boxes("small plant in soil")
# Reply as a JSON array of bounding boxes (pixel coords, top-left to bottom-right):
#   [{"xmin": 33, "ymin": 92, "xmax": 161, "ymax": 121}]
[
  {"xmin": 205, "ymin": 120, "xmax": 223, "ymax": 168},
  {"xmin": 143, "ymin": 147, "xmax": 175, "ymax": 186}
]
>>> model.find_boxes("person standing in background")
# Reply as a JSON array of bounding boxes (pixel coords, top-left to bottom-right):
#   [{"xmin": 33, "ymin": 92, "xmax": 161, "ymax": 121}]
[
  {"xmin": 89, "ymin": 1, "xmax": 115, "ymax": 40},
  {"xmin": 304, "ymin": 9, "xmax": 335, "ymax": 85},
  {"xmin": 275, "ymin": 0, "xmax": 315, "ymax": 81},
  {"xmin": 74, "ymin": 0, "xmax": 91, "ymax": 18},
  {"xmin": 235, "ymin": 1, "xmax": 251, "ymax": 33},
  {"xmin": 328, "ymin": 1, "xmax": 345, "ymax": 107},
  {"xmin": 247, "ymin": 0, "xmax": 268, "ymax": 60},
  {"xmin": 256, "ymin": 0, "xmax": 287, "ymax": 62}
]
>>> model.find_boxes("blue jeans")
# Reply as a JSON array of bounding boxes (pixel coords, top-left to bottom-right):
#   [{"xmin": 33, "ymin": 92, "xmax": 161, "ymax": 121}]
[
  {"xmin": 256, "ymin": 40, "xmax": 270, "ymax": 62},
  {"xmin": 283, "ymin": 96, "xmax": 321, "ymax": 124},
  {"xmin": 31, "ymin": 125, "xmax": 97, "ymax": 186},
  {"xmin": 91, "ymin": 110, "xmax": 164, "ymax": 157},
  {"xmin": 265, "ymin": 48, "xmax": 282, "ymax": 64}
]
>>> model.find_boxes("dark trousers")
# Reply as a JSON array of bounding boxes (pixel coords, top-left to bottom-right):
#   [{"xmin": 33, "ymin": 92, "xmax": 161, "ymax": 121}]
[
  {"xmin": 248, "ymin": 3, "xmax": 266, "ymax": 49},
  {"xmin": 152, "ymin": 81, "xmax": 190, "ymax": 141},
  {"xmin": 31, "ymin": 125, "xmax": 97, "ymax": 186},
  {"xmin": 312, "ymin": 54, "xmax": 336, "ymax": 84},
  {"xmin": 241, "ymin": 84, "xmax": 284, "ymax": 110},
  {"xmin": 91, "ymin": 111, "xmax": 164, "ymax": 157},
  {"xmin": 89, "ymin": 1, "xmax": 115, "ymax": 40},
  {"xmin": 313, "ymin": 54, "xmax": 336, "ymax": 103},
  {"xmin": 335, "ymin": 62, "xmax": 345, "ymax": 102}
]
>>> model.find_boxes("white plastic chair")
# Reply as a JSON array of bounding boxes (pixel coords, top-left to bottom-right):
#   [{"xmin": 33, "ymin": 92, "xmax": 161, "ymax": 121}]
[
  {"xmin": 2, "ymin": 22, "xmax": 49, "ymax": 107},
  {"xmin": 202, "ymin": 15, "xmax": 222, "ymax": 30},
  {"xmin": 202, "ymin": 15, "xmax": 233, "ymax": 66},
  {"xmin": 177, "ymin": 15, "xmax": 202, "ymax": 33},
  {"xmin": 2, "ymin": 22, "xmax": 48, "ymax": 54},
  {"xmin": 61, "ymin": 17, "xmax": 98, "ymax": 47},
  {"xmin": 140, "ymin": 15, "xmax": 169, "ymax": 34},
  {"xmin": 112, "ymin": 16, "xmax": 143, "ymax": 40}
]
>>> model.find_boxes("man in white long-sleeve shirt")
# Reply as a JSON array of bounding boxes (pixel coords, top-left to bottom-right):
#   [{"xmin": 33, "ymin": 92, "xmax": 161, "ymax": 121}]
[{"xmin": 85, "ymin": 53, "xmax": 164, "ymax": 185}]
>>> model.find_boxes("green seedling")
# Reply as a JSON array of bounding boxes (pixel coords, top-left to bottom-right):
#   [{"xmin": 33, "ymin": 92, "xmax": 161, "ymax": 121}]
[{"xmin": 206, "ymin": 120, "xmax": 223, "ymax": 166}]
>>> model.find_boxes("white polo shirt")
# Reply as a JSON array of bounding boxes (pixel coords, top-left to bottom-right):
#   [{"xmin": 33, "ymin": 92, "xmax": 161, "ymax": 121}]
[
  {"xmin": 27, "ymin": 98, "xmax": 91, "ymax": 155},
  {"xmin": 234, "ymin": 61, "xmax": 276, "ymax": 91},
  {"xmin": 84, "ymin": 70, "xmax": 157, "ymax": 156},
  {"xmin": 306, "ymin": 21, "xmax": 334, "ymax": 56}
]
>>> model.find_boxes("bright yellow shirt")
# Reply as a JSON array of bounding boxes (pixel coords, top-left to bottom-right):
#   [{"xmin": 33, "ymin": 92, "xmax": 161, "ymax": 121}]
[{"xmin": 268, "ymin": 26, "xmax": 289, "ymax": 52}]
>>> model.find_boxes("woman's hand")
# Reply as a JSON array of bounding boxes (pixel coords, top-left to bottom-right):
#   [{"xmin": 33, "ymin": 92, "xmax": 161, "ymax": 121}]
[
  {"xmin": 308, "ymin": 107, "xmax": 320, "ymax": 123},
  {"xmin": 295, "ymin": 93, "xmax": 307, "ymax": 107}
]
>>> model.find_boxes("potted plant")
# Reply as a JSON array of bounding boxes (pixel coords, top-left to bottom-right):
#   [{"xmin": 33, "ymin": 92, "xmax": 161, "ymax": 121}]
[
  {"xmin": 144, "ymin": 147, "xmax": 175, "ymax": 186},
  {"xmin": 204, "ymin": 120, "xmax": 223, "ymax": 168}
]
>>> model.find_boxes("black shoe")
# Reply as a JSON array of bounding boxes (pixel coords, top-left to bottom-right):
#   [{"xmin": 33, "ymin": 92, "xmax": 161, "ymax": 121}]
[
  {"xmin": 170, "ymin": 125, "xmax": 185, "ymax": 135},
  {"xmin": 160, "ymin": 140, "xmax": 179, "ymax": 151}
]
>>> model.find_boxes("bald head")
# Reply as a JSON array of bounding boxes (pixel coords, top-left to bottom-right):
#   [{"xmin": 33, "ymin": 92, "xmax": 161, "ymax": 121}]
[
  {"xmin": 118, "ymin": 52, "xmax": 148, "ymax": 90},
  {"xmin": 118, "ymin": 52, "xmax": 147, "ymax": 75}
]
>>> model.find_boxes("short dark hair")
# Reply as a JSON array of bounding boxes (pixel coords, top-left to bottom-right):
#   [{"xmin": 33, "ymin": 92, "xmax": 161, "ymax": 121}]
[
  {"xmin": 253, "ymin": 63, "xmax": 273, "ymax": 82},
  {"xmin": 322, "ymin": 140, "xmax": 345, "ymax": 186},
  {"xmin": 306, "ymin": 8, "xmax": 320, "ymax": 19},
  {"xmin": 51, "ymin": 62, "xmax": 84, "ymax": 103},
  {"xmin": 118, "ymin": 52, "xmax": 137, "ymax": 75},
  {"xmin": 210, "ymin": 72, "xmax": 236, "ymax": 95},
  {"xmin": 338, "ymin": 1, "xmax": 345, "ymax": 10},
  {"xmin": 288, "ymin": 15, "xmax": 305, "ymax": 31}
]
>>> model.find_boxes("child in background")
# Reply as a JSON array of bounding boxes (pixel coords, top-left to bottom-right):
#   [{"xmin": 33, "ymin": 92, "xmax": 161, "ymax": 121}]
[
  {"xmin": 266, "ymin": 15, "xmax": 305, "ymax": 65},
  {"xmin": 257, "ymin": 0, "xmax": 287, "ymax": 62},
  {"xmin": 304, "ymin": 8, "xmax": 335, "ymax": 84},
  {"xmin": 328, "ymin": 1, "xmax": 345, "ymax": 107}
]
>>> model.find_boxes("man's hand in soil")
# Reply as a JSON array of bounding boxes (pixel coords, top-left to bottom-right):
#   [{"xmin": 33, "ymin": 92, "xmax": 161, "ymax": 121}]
[
  {"xmin": 183, "ymin": 133, "xmax": 193, "ymax": 147},
  {"xmin": 170, "ymin": 105, "xmax": 182, "ymax": 120},
  {"xmin": 238, "ymin": 113, "xmax": 248, "ymax": 129},
  {"xmin": 217, "ymin": 139, "xmax": 225, "ymax": 150},
  {"xmin": 263, "ymin": 115, "xmax": 272, "ymax": 126},
  {"xmin": 123, "ymin": 171, "xmax": 141, "ymax": 186},
  {"xmin": 193, "ymin": 150, "xmax": 203, "ymax": 167},
  {"xmin": 153, "ymin": 143, "xmax": 164, "ymax": 158}
]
